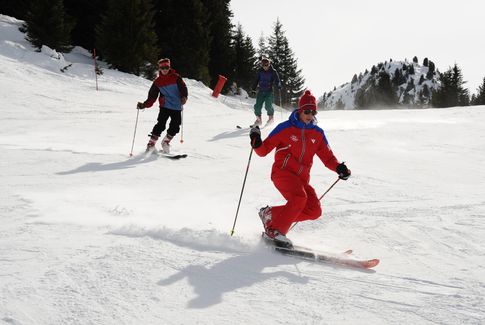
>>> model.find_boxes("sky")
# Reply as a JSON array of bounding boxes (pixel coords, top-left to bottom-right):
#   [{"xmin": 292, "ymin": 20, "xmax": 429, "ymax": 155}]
[{"xmin": 230, "ymin": 0, "xmax": 485, "ymax": 97}]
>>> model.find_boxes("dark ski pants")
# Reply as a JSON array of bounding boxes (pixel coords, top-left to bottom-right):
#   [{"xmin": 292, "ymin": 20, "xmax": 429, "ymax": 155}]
[
  {"xmin": 151, "ymin": 107, "xmax": 182, "ymax": 137},
  {"xmin": 269, "ymin": 171, "xmax": 322, "ymax": 235},
  {"xmin": 254, "ymin": 91, "xmax": 274, "ymax": 116}
]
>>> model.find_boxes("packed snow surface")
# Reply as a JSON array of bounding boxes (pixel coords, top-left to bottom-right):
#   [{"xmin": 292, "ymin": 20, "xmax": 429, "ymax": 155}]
[{"xmin": 1, "ymin": 15, "xmax": 484, "ymax": 324}]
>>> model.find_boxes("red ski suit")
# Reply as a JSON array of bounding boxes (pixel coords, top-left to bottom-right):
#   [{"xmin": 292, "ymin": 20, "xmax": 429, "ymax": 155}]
[{"xmin": 254, "ymin": 110, "xmax": 340, "ymax": 235}]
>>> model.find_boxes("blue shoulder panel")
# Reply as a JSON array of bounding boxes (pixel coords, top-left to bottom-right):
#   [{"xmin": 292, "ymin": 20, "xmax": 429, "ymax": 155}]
[{"xmin": 267, "ymin": 120, "xmax": 292, "ymax": 139}]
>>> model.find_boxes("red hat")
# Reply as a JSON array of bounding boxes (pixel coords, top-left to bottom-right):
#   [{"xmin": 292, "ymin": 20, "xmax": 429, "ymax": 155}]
[
  {"xmin": 298, "ymin": 90, "xmax": 317, "ymax": 111},
  {"xmin": 158, "ymin": 58, "xmax": 170, "ymax": 67}
]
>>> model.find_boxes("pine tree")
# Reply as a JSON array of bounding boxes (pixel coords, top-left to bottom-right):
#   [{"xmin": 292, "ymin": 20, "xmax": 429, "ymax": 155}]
[
  {"xmin": 96, "ymin": 0, "xmax": 159, "ymax": 78},
  {"xmin": 423, "ymin": 57, "xmax": 429, "ymax": 67},
  {"xmin": 426, "ymin": 61, "xmax": 436, "ymax": 79},
  {"xmin": 419, "ymin": 74, "xmax": 425, "ymax": 85},
  {"xmin": 420, "ymin": 84, "xmax": 431, "ymax": 106},
  {"xmin": 257, "ymin": 33, "xmax": 268, "ymax": 59},
  {"xmin": 392, "ymin": 68, "xmax": 406, "ymax": 88},
  {"xmin": 202, "ymin": 0, "xmax": 234, "ymax": 89},
  {"xmin": 64, "ymin": 0, "xmax": 108, "ymax": 51},
  {"xmin": 268, "ymin": 19, "xmax": 305, "ymax": 107},
  {"xmin": 432, "ymin": 64, "xmax": 470, "ymax": 107},
  {"xmin": 471, "ymin": 77, "xmax": 485, "ymax": 105},
  {"xmin": 267, "ymin": 19, "xmax": 285, "ymax": 74},
  {"xmin": 351, "ymin": 74, "xmax": 358, "ymax": 84},
  {"xmin": 377, "ymin": 71, "xmax": 398, "ymax": 106},
  {"xmin": 355, "ymin": 71, "xmax": 398, "ymax": 109},
  {"xmin": 335, "ymin": 98, "xmax": 345, "ymax": 110},
  {"xmin": 231, "ymin": 24, "xmax": 257, "ymax": 92},
  {"xmin": 413, "ymin": 56, "xmax": 418, "ymax": 63},
  {"xmin": 471, "ymin": 94, "xmax": 477, "ymax": 105},
  {"xmin": 0, "ymin": 0, "xmax": 30, "ymax": 20},
  {"xmin": 409, "ymin": 64, "xmax": 415, "ymax": 75},
  {"xmin": 22, "ymin": 0, "xmax": 74, "ymax": 52},
  {"xmin": 153, "ymin": 0, "xmax": 211, "ymax": 84}
]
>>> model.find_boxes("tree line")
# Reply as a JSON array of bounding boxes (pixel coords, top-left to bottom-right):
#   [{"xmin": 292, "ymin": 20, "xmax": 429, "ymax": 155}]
[{"xmin": 0, "ymin": 0, "xmax": 305, "ymax": 107}]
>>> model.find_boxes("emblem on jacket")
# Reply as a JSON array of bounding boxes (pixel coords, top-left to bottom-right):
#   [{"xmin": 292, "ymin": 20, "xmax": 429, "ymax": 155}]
[
  {"xmin": 290, "ymin": 135, "xmax": 298, "ymax": 142},
  {"xmin": 311, "ymin": 138, "xmax": 316, "ymax": 144}
]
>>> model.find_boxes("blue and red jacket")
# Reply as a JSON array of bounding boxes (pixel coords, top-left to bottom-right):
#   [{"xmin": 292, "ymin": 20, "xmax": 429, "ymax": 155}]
[
  {"xmin": 142, "ymin": 69, "xmax": 188, "ymax": 111},
  {"xmin": 252, "ymin": 65, "xmax": 281, "ymax": 92},
  {"xmin": 255, "ymin": 110, "xmax": 340, "ymax": 183}
]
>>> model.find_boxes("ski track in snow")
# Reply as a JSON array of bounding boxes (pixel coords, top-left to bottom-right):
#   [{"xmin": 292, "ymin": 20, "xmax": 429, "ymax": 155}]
[{"xmin": 1, "ymin": 14, "xmax": 485, "ymax": 325}]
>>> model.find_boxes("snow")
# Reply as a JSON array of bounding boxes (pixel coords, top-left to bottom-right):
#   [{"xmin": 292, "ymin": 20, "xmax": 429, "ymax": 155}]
[{"xmin": 1, "ymin": 14, "xmax": 485, "ymax": 324}]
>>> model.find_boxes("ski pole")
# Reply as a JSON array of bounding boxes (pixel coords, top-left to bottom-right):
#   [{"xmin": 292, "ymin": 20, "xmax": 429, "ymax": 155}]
[
  {"xmin": 230, "ymin": 148, "xmax": 254, "ymax": 236},
  {"xmin": 318, "ymin": 178, "xmax": 340, "ymax": 201},
  {"xmin": 129, "ymin": 108, "xmax": 140, "ymax": 157},
  {"xmin": 289, "ymin": 178, "xmax": 341, "ymax": 231},
  {"xmin": 180, "ymin": 107, "xmax": 184, "ymax": 143}
]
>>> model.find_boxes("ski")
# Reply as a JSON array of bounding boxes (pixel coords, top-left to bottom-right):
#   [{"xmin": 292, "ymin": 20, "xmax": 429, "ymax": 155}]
[
  {"xmin": 273, "ymin": 245, "xmax": 379, "ymax": 269},
  {"xmin": 263, "ymin": 238, "xmax": 379, "ymax": 269},
  {"xmin": 143, "ymin": 148, "xmax": 187, "ymax": 159},
  {"xmin": 159, "ymin": 152, "xmax": 188, "ymax": 159},
  {"xmin": 236, "ymin": 122, "xmax": 273, "ymax": 130}
]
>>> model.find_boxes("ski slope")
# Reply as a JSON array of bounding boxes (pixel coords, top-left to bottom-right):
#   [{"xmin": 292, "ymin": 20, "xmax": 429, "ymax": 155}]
[{"xmin": 1, "ymin": 15, "xmax": 484, "ymax": 324}]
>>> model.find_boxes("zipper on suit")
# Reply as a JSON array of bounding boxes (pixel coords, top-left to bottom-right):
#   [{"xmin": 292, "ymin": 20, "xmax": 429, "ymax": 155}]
[
  {"xmin": 282, "ymin": 153, "xmax": 291, "ymax": 169},
  {"xmin": 297, "ymin": 128, "xmax": 306, "ymax": 175}
]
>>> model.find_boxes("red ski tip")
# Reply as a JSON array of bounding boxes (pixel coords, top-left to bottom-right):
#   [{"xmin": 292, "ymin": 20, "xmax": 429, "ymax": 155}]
[{"xmin": 363, "ymin": 259, "xmax": 380, "ymax": 268}]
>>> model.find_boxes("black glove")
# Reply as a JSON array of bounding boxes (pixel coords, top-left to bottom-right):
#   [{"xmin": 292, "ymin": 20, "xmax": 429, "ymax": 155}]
[
  {"xmin": 336, "ymin": 162, "xmax": 351, "ymax": 180},
  {"xmin": 249, "ymin": 126, "xmax": 262, "ymax": 149},
  {"xmin": 136, "ymin": 102, "xmax": 145, "ymax": 110}
]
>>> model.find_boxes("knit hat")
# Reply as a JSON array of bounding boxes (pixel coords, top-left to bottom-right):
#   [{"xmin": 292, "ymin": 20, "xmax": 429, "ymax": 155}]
[
  {"xmin": 298, "ymin": 90, "xmax": 317, "ymax": 111},
  {"xmin": 158, "ymin": 58, "xmax": 170, "ymax": 67}
]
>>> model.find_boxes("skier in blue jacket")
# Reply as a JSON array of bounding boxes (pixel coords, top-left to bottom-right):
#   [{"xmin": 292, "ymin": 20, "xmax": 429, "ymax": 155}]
[{"xmin": 252, "ymin": 57, "xmax": 281, "ymax": 126}]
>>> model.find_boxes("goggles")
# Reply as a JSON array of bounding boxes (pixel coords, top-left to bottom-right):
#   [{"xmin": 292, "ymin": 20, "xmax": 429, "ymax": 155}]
[{"xmin": 302, "ymin": 109, "xmax": 317, "ymax": 116}]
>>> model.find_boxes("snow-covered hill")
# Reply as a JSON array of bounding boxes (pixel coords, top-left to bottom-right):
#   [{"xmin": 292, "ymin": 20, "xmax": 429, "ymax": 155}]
[
  {"xmin": 1, "ymin": 15, "xmax": 485, "ymax": 324},
  {"xmin": 322, "ymin": 59, "xmax": 440, "ymax": 109}
]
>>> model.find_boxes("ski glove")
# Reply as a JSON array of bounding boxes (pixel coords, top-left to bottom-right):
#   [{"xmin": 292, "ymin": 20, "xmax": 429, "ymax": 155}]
[
  {"xmin": 336, "ymin": 162, "xmax": 351, "ymax": 180},
  {"xmin": 250, "ymin": 126, "xmax": 262, "ymax": 149},
  {"xmin": 136, "ymin": 102, "xmax": 145, "ymax": 110}
]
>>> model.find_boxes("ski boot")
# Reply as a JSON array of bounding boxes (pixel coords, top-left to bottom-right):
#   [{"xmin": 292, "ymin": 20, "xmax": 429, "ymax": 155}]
[
  {"xmin": 146, "ymin": 134, "xmax": 159, "ymax": 153},
  {"xmin": 251, "ymin": 116, "xmax": 262, "ymax": 127},
  {"xmin": 161, "ymin": 134, "xmax": 174, "ymax": 154},
  {"xmin": 258, "ymin": 206, "xmax": 272, "ymax": 230},
  {"xmin": 262, "ymin": 228, "xmax": 293, "ymax": 249},
  {"xmin": 266, "ymin": 115, "xmax": 274, "ymax": 125}
]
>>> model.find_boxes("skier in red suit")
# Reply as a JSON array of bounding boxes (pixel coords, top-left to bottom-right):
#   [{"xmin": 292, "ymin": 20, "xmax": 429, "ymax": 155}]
[{"xmin": 249, "ymin": 90, "xmax": 351, "ymax": 248}]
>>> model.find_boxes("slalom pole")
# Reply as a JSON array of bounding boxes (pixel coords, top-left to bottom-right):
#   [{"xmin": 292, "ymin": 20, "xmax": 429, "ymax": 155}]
[
  {"xmin": 289, "ymin": 178, "xmax": 341, "ymax": 231},
  {"xmin": 230, "ymin": 148, "xmax": 254, "ymax": 236},
  {"xmin": 129, "ymin": 108, "xmax": 140, "ymax": 157},
  {"xmin": 180, "ymin": 107, "xmax": 184, "ymax": 143},
  {"xmin": 93, "ymin": 48, "xmax": 99, "ymax": 91}
]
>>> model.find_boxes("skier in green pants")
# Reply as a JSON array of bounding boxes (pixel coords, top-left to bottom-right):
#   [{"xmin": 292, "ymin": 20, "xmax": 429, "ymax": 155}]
[{"xmin": 251, "ymin": 57, "xmax": 281, "ymax": 127}]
